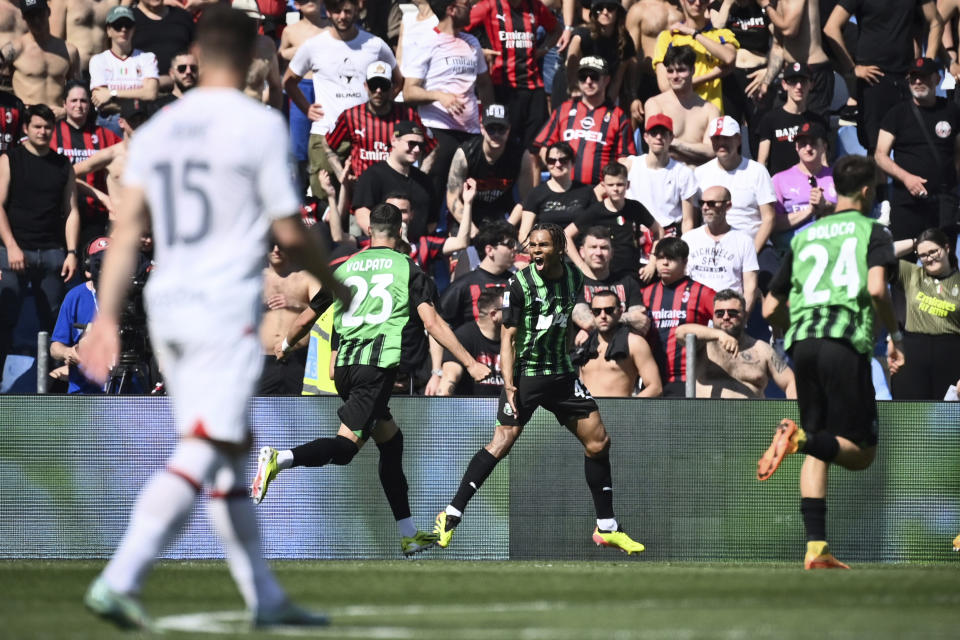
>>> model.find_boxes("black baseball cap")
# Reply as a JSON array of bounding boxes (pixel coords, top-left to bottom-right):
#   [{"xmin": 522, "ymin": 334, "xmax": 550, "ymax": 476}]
[
  {"xmin": 20, "ymin": 0, "xmax": 48, "ymax": 15},
  {"xmin": 393, "ymin": 120, "xmax": 424, "ymax": 138},
  {"xmin": 908, "ymin": 57, "xmax": 942, "ymax": 77},
  {"xmin": 794, "ymin": 120, "xmax": 827, "ymax": 142},
  {"xmin": 482, "ymin": 104, "xmax": 510, "ymax": 128},
  {"xmin": 782, "ymin": 62, "xmax": 811, "ymax": 80}
]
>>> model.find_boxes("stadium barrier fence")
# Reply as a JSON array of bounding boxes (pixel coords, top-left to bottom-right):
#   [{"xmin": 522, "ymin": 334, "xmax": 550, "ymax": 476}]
[{"xmin": 1, "ymin": 397, "xmax": 957, "ymax": 562}]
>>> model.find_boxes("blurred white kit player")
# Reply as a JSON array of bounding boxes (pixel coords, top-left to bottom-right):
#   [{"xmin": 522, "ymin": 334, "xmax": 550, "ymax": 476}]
[{"xmin": 81, "ymin": 7, "xmax": 341, "ymax": 631}]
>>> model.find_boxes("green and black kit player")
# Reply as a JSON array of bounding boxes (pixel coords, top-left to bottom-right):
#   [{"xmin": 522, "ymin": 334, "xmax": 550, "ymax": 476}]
[
  {"xmin": 252, "ymin": 203, "xmax": 490, "ymax": 556},
  {"xmin": 434, "ymin": 222, "xmax": 646, "ymax": 554},
  {"xmin": 758, "ymin": 155, "xmax": 902, "ymax": 569}
]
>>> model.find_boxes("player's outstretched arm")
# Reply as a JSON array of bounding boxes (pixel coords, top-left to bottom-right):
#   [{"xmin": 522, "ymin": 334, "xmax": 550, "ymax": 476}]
[
  {"xmin": 80, "ymin": 185, "xmax": 150, "ymax": 384},
  {"xmin": 418, "ymin": 302, "xmax": 491, "ymax": 382},
  {"xmin": 271, "ymin": 215, "xmax": 351, "ymax": 307}
]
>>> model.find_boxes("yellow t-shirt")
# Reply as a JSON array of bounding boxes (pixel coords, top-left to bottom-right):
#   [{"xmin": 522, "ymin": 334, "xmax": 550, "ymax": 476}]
[{"xmin": 652, "ymin": 28, "xmax": 739, "ymax": 113}]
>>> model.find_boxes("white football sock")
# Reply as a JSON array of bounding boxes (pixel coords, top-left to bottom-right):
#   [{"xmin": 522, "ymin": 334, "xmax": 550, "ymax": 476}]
[
  {"xmin": 596, "ymin": 518, "xmax": 618, "ymax": 532},
  {"xmin": 102, "ymin": 470, "xmax": 199, "ymax": 594},
  {"xmin": 208, "ymin": 455, "xmax": 286, "ymax": 612},
  {"xmin": 277, "ymin": 449, "xmax": 294, "ymax": 470},
  {"xmin": 445, "ymin": 505, "xmax": 463, "ymax": 518},
  {"xmin": 396, "ymin": 517, "xmax": 417, "ymax": 538}
]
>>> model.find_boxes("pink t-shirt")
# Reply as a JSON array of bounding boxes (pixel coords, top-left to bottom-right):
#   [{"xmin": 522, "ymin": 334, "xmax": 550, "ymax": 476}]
[{"xmin": 772, "ymin": 165, "xmax": 837, "ymax": 250}]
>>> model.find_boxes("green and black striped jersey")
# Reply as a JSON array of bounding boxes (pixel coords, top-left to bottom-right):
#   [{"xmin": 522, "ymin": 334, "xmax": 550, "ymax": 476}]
[
  {"xmin": 502, "ymin": 263, "xmax": 582, "ymax": 376},
  {"xmin": 769, "ymin": 210, "xmax": 896, "ymax": 355},
  {"xmin": 333, "ymin": 246, "xmax": 437, "ymax": 369}
]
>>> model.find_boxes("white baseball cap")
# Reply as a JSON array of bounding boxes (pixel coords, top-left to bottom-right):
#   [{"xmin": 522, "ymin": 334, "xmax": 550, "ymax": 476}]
[
  {"xmin": 366, "ymin": 61, "xmax": 391, "ymax": 82},
  {"xmin": 708, "ymin": 116, "xmax": 741, "ymax": 137}
]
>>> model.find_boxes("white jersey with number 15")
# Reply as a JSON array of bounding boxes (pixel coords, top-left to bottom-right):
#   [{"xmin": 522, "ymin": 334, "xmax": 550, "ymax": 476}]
[{"xmin": 123, "ymin": 88, "xmax": 301, "ymax": 330}]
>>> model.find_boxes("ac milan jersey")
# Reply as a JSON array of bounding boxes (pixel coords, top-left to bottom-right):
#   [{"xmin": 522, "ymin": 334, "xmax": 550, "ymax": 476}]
[
  {"xmin": 469, "ymin": 0, "xmax": 557, "ymax": 89},
  {"xmin": 325, "ymin": 102, "xmax": 436, "ymax": 178},
  {"xmin": 50, "ymin": 120, "xmax": 122, "ymax": 222},
  {"xmin": 0, "ymin": 90, "xmax": 24, "ymax": 154},
  {"xmin": 641, "ymin": 276, "xmax": 715, "ymax": 383},
  {"xmin": 532, "ymin": 98, "xmax": 636, "ymax": 185}
]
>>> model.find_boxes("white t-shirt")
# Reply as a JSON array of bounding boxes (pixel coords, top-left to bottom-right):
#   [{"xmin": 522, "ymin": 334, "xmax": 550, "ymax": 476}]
[
  {"xmin": 289, "ymin": 29, "xmax": 397, "ymax": 135},
  {"xmin": 682, "ymin": 225, "xmax": 759, "ymax": 294},
  {"xmin": 399, "ymin": 8, "xmax": 439, "ymax": 68},
  {"xmin": 88, "ymin": 49, "xmax": 159, "ymax": 91},
  {"xmin": 400, "ymin": 29, "xmax": 487, "ymax": 133},
  {"xmin": 694, "ymin": 157, "xmax": 777, "ymax": 241},
  {"xmin": 625, "ymin": 154, "xmax": 698, "ymax": 227},
  {"xmin": 125, "ymin": 88, "xmax": 300, "ymax": 331}
]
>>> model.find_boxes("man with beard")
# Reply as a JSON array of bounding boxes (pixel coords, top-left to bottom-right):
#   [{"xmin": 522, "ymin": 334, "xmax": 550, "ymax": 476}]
[
  {"xmin": 284, "ymin": 0, "xmax": 399, "ymax": 199},
  {"xmin": 677, "ymin": 288, "xmax": 796, "ymax": 398},
  {"xmin": 152, "ymin": 50, "xmax": 197, "ymax": 109},
  {"xmin": 326, "ymin": 61, "xmax": 433, "ymax": 184},
  {"xmin": 575, "ymin": 289, "xmax": 661, "ymax": 398},
  {"xmin": 875, "ymin": 58, "xmax": 960, "ymax": 246}
]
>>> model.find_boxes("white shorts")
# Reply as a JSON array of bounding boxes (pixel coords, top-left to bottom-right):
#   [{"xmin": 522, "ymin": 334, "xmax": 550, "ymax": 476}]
[{"xmin": 150, "ymin": 321, "xmax": 263, "ymax": 445}]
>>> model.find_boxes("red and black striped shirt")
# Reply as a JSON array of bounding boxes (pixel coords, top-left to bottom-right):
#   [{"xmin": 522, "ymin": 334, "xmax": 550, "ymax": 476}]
[
  {"xmin": 0, "ymin": 90, "xmax": 25, "ymax": 154},
  {"xmin": 532, "ymin": 98, "xmax": 636, "ymax": 185},
  {"xmin": 469, "ymin": 0, "xmax": 557, "ymax": 90},
  {"xmin": 325, "ymin": 102, "xmax": 436, "ymax": 179},
  {"xmin": 50, "ymin": 119, "xmax": 122, "ymax": 222},
  {"xmin": 641, "ymin": 276, "xmax": 715, "ymax": 383}
]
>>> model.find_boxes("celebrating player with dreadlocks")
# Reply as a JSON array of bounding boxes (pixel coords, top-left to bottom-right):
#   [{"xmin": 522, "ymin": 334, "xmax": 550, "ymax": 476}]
[{"xmin": 434, "ymin": 223, "xmax": 645, "ymax": 554}]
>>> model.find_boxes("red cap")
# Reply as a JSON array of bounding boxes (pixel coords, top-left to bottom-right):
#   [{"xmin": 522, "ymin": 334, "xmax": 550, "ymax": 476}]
[
  {"xmin": 645, "ymin": 114, "xmax": 674, "ymax": 133},
  {"xmin": 87, "ymin": 236, "xmax": 110, "ymax": 256}
]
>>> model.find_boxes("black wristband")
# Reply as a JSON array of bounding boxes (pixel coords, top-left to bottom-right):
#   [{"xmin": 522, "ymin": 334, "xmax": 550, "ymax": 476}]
[{"xmin": 66, "ymin": 249, "xmax": 77, "ymax": 255}]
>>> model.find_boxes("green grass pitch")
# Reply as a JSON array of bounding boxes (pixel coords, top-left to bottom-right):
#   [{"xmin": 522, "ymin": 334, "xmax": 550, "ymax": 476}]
[{"xmin": 3, "ymin": 559, "xmax": 960, "ymax": 639}]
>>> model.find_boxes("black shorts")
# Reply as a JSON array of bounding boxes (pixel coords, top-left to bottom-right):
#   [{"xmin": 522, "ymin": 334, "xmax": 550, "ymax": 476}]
[
  {"xmin": 805, "ymin": 61, "xmax": 836, "ymax": 119},
  {"xmin": 496, "ymin": 373, "xmax": 599, "ymax": 427},
  {"xmin": 790, "ymin": 338, "xmax": 878, "ymax": 448},
  {"xmin": 257, "ymin": 350, "xmax": 307, "ymax": 396},
  {"xmin": 494, "ymin": 85, "xmax": 548, "ymax": 150},
  {"xmin": 333, "ymin": 364, "xmax": 396, "ymax": 438}
]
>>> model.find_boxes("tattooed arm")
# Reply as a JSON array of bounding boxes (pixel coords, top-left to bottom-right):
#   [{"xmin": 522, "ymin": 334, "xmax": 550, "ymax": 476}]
[{"xmin": 767, "ymin": 343, "xmax": 797, "ymax": 399}]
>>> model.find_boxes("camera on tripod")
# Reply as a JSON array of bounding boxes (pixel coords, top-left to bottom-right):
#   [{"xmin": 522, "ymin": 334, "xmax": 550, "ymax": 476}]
[{"xmin": 106, "ymin": 253, "xmax": 155, "ymax": 394}]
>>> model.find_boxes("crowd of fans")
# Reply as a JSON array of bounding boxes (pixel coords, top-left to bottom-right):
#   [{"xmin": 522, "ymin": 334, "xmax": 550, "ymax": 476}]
[{"xmin": 1, "ymin": 0, "xmax": 959, "ymax": 402}]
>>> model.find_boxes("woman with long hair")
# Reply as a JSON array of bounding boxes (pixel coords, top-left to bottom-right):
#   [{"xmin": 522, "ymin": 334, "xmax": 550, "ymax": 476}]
[{"xmin": 890, "ymin": 228, "xmax": 960, "ymax": 399}]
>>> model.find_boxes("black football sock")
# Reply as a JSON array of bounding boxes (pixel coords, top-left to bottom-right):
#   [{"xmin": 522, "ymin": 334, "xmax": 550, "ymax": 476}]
[
  {"xmin": 291, "ymin": 435, "xmax": 358, "ymax": 467},
  {"xmin": 801, "ymin": 498, "xmax": 827, "ymax": 541},
  {"xmin": 376, "ymin": 431, "xmax": 411, "ymax": 521},
  {"xmin": 450, "ymin": 448, "xmax": 499, "ymax": 514},
  {"xmin": 584, "ymin": 454, "xmax": 615, "ymax": 521},
  {"xmin": 799, "ymin": 431, "xmax": 839, "ymax": 462}
]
